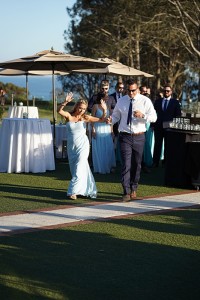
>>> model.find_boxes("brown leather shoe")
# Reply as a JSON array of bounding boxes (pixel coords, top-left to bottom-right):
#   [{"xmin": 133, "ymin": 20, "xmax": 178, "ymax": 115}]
[
  {"xmin": 130, "ymin": 191, "xmax": 137, "ymax": 200},
  {"xmin": 122, "ymin": 194, "xmax": 131, "ymax": 202}
]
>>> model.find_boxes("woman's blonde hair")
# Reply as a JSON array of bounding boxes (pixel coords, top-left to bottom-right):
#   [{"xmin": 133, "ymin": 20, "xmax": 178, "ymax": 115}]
[{"xmin": 71, "ymin": 99, "xmax": 88, "ymax": 115}]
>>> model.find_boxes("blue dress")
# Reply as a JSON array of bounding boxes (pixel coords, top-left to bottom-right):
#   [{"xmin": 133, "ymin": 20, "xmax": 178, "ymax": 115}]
[
  {"xmin": 143, "ymin": 123, "xmax": 164, "ymax": 166},
  {"xmin": 143, "ymin": 122, "xmax": 154, "ymax": 167},
  {"xmin": 92, "ymin": 108, "xmax": 116, "ymax": 174},
  {"xmin": 66, "ymin": 121, "xmax": 97, "ymax": 198}
]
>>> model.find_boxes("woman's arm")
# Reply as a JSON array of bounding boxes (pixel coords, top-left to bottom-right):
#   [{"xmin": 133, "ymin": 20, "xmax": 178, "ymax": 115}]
[
  {"xmin": 57, "ymin": 92, "xmax": 73, "ymax": 119},
  {"xmin": 88, "ymin": 100, "xmax": 107, "ymax": 123}
]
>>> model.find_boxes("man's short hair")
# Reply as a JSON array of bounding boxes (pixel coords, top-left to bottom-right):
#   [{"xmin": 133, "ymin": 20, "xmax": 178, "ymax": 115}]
[
  {"xmin": 101, "ymin": 79, "xmax": 109, "ymax": 87},
  {"xmin": 126, "ymin": 78, "xmax": 137, "ymax": 86}
]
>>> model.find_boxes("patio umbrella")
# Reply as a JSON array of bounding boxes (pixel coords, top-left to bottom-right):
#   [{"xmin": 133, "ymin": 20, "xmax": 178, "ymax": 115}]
[
  {"xmin": 0, "ymin": 50, "xmax": 110, "ymax": 157},
  {"xmin": 72, "ymin": 57, "xmax": 154, "ymax": 77},
  {"xmin": 0, "ymin": 68, "xmax": 68, "ymax": 105}
]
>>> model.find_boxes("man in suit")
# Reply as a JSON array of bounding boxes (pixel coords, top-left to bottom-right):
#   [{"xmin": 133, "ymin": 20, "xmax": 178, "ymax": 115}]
[
  {"xmin": 110, "ymin": 81, "xmax": 125, "ymax": 104},
  {"xmin": 109, "ymin": 81, "xmax": 125, "ymax": 145},
  {"xmin": 152, "ymin": 85, "xmax": 181, "ymax": 167}
]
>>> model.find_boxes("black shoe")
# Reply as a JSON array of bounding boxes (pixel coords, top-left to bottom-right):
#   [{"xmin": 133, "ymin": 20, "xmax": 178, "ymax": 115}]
[
  {"xmin": 161, "ymin": 160, "xmax": 165, "ymax": 167},
  {"xmin": 142, "ymin": 166, "xmax": 151, "ymax": 173},
  {"xmin": 151, "ymin": 163, "xmax": 159, "ymax": 168}
]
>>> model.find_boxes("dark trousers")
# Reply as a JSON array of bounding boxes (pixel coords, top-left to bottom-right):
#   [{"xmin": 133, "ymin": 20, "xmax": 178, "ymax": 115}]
[
  {"xmin": 119, "ymin": 133, "xmax": 145, "ymax": 194},
  {"xmin": 153, "ymin": 128, "xmax": 167, "ymax": 165}
]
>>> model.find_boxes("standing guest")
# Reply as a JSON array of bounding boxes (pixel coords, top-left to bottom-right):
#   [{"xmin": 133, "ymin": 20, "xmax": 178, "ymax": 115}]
[
  {"xmin": 110, "ymin": 81, "xmax": 125, "ymax": 104},
  {"xmin": 87, "ymin": 79, "xmax": 115, "ymax": 160},
  {"xmin": 139, "ymin": 85, "xmax": 153, "ymax": 173},
  {"xmin": 0, "ymin": 87, "xmax": 6, "ymax": 106},
  {"xmin": 139, "ymin": 85, "xmax": 151, "ymax": 98},
  {"xmin": 88, "ymin": 79, "xmax": 115, "ymax": 113},
  {"xmin": 91, "ymin": 92, "xmax": 116, "ymax": 174},
  {"xmin": 110, "ymin": 81, "xmax": 125, "ymax": 139},
  {"xmin": 152, "ymin": 85, "xmax": 181, "ymax": 167},
  {"xmin": 108, "ymin": 79, "xmax": 157, "ymax": 202},
  {"xmin": 58, "ymin": 92, "xmax": 107, "ymax": 200}
]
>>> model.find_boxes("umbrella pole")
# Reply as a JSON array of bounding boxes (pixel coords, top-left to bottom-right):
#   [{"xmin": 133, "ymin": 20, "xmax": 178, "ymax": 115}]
[
  {"xmin": 52, "ymin": 67, "xmax": 56, "ymax": 160},
  {"xmin": 26, "ymin": 74, "xmax": 29, "ymax": 115}
]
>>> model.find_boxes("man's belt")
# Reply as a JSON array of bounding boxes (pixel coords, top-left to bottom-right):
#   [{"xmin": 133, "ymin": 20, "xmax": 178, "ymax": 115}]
[{"xmin": 120, "ymin": 132, "xmax": 145, "ymax": 136}]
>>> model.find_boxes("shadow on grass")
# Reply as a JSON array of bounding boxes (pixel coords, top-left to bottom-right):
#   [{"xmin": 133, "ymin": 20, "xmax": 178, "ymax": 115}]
[
  {"xmin": 0, "ymin": 161, "xmax": 190, "ymax": 213},
  {"xmin": 22, "ymin": 160, "xmax": 166, "ymax": 186},
  {"xmin": 0, "ymin": 208, "xmax": 200, "ymax": 300}
]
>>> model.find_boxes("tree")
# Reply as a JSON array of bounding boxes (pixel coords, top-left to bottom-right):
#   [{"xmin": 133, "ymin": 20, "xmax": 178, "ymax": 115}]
[{"xmin": 63, "ymin": 0, "xmax": 199, "ymax": 100}]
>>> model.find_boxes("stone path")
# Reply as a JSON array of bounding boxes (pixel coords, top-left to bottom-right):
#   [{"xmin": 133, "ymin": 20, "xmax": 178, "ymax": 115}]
[{"xmin": 0, "ymin": 192, "xmax": 199, "ymax": 236}]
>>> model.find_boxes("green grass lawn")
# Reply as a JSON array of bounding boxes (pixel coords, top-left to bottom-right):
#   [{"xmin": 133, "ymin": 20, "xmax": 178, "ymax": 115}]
[
  {"xmin": 1, "ymin": 207, "xmax": 200, "ymax": 300},
  {"xmin": 1, "ymin": 104, "xmax": 199, "ymax": 300},
  {"xmin": 1, "ymin": 103, "xmax": 191, "ymax": 214},
  {"xmin": 0, "ymin": 161, "xmax": 190, "ymax": 214}
]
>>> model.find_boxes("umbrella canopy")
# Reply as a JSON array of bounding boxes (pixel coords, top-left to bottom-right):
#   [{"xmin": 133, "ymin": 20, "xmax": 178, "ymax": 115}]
[
  {"xmin": 72, "ymin": 57, "xmax": 154, "ymax": 77},
  {"xmin": 0, "ymin": 68, "xmax": 69, "ymax": 104},
  {"xmin": 0, "ymin": 50, "xmax": 110, "ymax": 157},
  {"xmin": 0, "ymin": 50, "xmax": 109, "ymax": 72},
  {"xmin": 0, "ymin": 68, "xmax": 68, "ymax": 76}
]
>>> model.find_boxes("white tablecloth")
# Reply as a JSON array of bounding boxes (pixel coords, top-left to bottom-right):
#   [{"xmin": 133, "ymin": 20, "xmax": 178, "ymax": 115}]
[
  {"xmin": 0, "ymin": 118, "xmax": 55, "ymax": 173},
  {"xmin": 7, "ymin": 106, "xmax": 39, "ymax": 118},
  {"xmin": 51, "ymin": 124, "xmax": 67, "ymax": 158}
]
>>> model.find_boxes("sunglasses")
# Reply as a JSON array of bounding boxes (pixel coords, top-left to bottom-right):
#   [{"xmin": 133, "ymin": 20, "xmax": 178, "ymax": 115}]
[
  {"xmin": 119, "ymin": 86, "xmax": 124, "ymax": 89},
  {"xmin": 127, "ymin": 89, "xmax": 137, "ymax": 93},
  {"xmin": 164, "ymin": 90, "xmax": 171, "ymax": 92},
  {"xmin": 101, "ymin": 87, "xmax": 109, "ymax": 90}
]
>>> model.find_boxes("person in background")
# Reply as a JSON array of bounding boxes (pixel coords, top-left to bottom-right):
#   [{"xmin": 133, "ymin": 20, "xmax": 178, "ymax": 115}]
[
  {"xmin": 87, "ymin": 79, "xmax": 115, "ymax": 163},
  {"xmin": 110, "ymin": 81, "xmax": 125, "ymax": 144},
  {"xmin": 139, "ymin": 85, "xmax": 151, "ymax": 98},
  {"xmin": 88, "ymin": 79, "xmax": 115, "ymax": 113},
  {"xmin": 108, "ymin": 79, "xmax": 157, "ymax": 202},
  {"xmin": 110, "ymin": 81, "xmax": 125, "ymax": 104},
  {"xmin": 57, "ymin": 92, "xmax": 107, "ymax": 200},
  {"xmin": 152, "ymin": 85, "xmax": 181, "ymax": 167},
  {"xmin": 139, "ymin": 85, "xmax": 153, "ymax": 173},
  {"xmin": 0, "ymin": 87, "xmax": 6, "ymax": 106},
  {"xmin": 91, "ymin": 92, "xmax": 116, "ymax": 174}
]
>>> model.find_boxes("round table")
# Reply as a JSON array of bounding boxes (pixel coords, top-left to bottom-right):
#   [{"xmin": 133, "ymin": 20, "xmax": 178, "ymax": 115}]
[
  {"xmin": 7, "ymin": 106, "xmax": 39, "ymax": 118},
  {"xmin": 0, "ymin": 118, "xmax": 55, "ymax": 173}
]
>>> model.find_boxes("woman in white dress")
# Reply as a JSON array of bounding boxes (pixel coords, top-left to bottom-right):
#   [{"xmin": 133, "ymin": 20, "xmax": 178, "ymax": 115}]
[
  {"xmin": 91, "ymin": 93, "xmax": 116, "ymax": 174},
  {"xmin": 57, "ymin": 93, "xmax": 107, "ymax": 200}
]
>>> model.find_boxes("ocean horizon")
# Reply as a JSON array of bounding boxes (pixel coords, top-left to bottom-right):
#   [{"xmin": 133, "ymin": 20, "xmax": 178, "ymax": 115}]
[{"xmin": 0, "ymin": 75, "xmax": 63, "ymax": 101}]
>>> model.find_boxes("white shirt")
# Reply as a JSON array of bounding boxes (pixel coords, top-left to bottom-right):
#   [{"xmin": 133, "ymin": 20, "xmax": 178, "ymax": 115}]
[{"xmin": 111, "ymin": 93, "xmax": 157, "ymax": 134}]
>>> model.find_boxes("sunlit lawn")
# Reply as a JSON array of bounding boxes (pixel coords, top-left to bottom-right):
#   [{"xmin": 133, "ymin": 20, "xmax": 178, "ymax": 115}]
[{"xmin": 0, "ymin": 160, "xmax": 193, "ymax": 214}]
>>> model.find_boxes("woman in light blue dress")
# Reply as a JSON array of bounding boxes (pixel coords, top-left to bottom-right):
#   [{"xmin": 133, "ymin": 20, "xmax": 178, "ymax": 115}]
[
  {"xmin": 58, "ymin": 93, "xmax": 107, "ymax": 200},
  {"xmin": 91, "ymin": 93, "xmax": 116, "ymax": 174}
]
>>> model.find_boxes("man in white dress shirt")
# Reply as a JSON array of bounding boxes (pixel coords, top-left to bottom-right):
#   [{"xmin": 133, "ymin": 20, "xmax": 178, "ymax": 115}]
[{"xmin": 109, "ymin": 79, "xmax": 157, "ymax": 201}]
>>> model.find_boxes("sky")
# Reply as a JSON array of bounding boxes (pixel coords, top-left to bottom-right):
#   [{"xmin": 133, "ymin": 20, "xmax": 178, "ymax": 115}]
[{"xmin": 0, "ymin": 0, "xmax": 76, "ymax": 62}]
